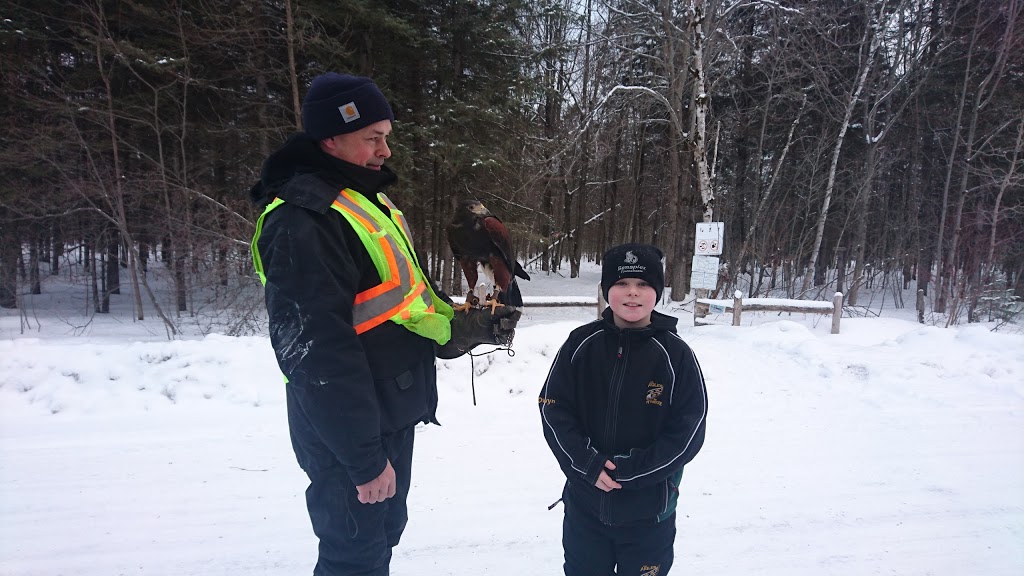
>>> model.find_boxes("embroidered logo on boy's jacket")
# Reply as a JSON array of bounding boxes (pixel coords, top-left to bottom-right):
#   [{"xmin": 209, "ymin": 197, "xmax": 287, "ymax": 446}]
[
  {"xmin": 640, "ymin": 565, "xmax": 661, "ymax": 576},
  {"xmin": 645, "ymin": 382, "xmax": 664, "ymax": 406},
  {"xmin": 339, "ymin": 102, "xmax": 361, "ymax": 123},
  {"xmin": 539, "ymin": 396, "xmax": 556, "ymax": 406}
]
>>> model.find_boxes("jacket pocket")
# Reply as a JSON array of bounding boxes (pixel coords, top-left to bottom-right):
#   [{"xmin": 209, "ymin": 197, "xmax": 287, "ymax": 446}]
[
  {"xmin": 606, "ymin": 480, "xmax": 668, "ymax": 525},
  {"xmin": 375, "ymin": 368, "xmax": 429, "ymax": 433}
]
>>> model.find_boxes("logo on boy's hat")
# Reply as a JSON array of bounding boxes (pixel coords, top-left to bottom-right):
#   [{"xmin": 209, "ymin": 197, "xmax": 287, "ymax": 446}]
[
  {"xmin": 601, "ymin": 243, "xmax": 666, "ymax": 301},
  {"xmin": 618, "ymin": 249, "xmax": 648, "ymax": 275},
  {"xmin": 339, "ymin": 102, "xmax": 361, "ymax": 123}
]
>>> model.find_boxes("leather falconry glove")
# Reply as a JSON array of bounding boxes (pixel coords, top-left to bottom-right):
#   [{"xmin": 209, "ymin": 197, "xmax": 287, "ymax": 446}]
[{"xmin": 435, "ymin": 305, "xmax": 522, "ymax": 359}]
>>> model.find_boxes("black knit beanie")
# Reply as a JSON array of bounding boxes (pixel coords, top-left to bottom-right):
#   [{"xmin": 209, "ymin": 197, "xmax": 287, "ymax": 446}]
[
  {"xmin": 301, "ymin": 73, "xmax": 395, "ymax": 141},
  {"xmin": 601, "ymin": 243, "xmax": 665, "ymax": 301}
]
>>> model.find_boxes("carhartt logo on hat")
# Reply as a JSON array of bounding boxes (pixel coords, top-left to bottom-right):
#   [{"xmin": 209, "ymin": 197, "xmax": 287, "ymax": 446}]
[
  {"xmin": 625, "ymin": 251, "xmax": 638, "ymax": 264},
  {"xmin": 301, "ymin": 72, "xmax": 395, "ymax": 140},
  {"xmin": 339, "ymin": 102, "xmax": 361, "ymax": 123}
]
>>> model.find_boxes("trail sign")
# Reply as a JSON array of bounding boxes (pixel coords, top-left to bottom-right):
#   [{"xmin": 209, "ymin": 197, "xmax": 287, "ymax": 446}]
[
  {"xmin": 690, "ymin": 255, "xmax": 720, "ymax": 291},
  {"xmin": 695, "ymin": 222, "xmax": 724, "ymax": 256}
]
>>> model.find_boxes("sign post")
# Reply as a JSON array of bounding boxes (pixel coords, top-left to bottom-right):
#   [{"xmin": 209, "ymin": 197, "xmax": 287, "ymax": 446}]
[{"xmin": 692, "ymin": 222, "xmax": 724, "ymax": 324}]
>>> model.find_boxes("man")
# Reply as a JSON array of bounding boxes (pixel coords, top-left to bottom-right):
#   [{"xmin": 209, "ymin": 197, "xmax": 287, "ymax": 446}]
[{"xmin": 250, "ymin": 72, "xmax": 518, "ymax": 576}]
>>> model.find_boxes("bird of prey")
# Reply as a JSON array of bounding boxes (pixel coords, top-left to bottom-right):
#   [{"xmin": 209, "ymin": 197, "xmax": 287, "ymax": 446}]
[{"xmin": 447, "ymin": 199, "xmax": 530, "ymax": 312}]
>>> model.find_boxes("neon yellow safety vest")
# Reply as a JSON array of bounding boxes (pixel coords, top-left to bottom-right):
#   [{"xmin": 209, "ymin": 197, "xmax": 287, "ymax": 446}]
[{"xmin": 251, "ymin": 188, "xmax": 453, "ymax": 345}]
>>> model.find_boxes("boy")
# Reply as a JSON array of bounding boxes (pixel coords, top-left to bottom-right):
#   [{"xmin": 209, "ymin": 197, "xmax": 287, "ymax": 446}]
[{"xmin": 539, "ymin": 243, "xmax": 708, "ymax": 576}]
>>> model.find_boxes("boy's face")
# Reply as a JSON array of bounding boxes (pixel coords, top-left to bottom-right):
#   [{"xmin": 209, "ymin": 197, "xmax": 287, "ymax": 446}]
[{"xmin": 607, "ymin": 277, "xmax": 656, "ymax": 329}]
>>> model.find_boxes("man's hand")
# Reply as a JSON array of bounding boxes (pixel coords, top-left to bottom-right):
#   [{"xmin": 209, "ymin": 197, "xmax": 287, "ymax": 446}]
[
  {"xmin": 595, "ymin": 460, "xmax": 621, "ymax": 492},
  {"xmin": 436, "ymin": 305, "xmax": 522, "ymax": 359},
  {"xmin": 356, "ymin": 460, "xmax": 396, "ymax": 504}
]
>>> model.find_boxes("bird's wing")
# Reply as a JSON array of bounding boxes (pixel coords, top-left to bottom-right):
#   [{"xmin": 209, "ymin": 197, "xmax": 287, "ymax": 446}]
[
  {"xmin": 483, "ymin": 216, "xmax": 530, "ymax": 283},
  {"xmin": 446, "ymin": 222, "xmax": 464, "ymax": 258},
  {"xmin": 447, "ymin": 222, "xmax": 481, "ymax": 291},
  {"xmin": 482, "ymin": 216, "xmax": 517, "ymax": 274}
]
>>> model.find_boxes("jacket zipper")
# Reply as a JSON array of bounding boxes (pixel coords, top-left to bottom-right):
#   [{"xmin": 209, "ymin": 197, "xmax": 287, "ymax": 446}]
[{"xmin": 600, "ymin": 333, "xmax": 628, "ymax": 524}]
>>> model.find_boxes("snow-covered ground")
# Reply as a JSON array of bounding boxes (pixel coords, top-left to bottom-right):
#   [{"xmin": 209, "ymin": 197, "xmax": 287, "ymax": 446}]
[{"xmin": 2, "ymin": 265, "xmax": 1023, "ymax": 575}]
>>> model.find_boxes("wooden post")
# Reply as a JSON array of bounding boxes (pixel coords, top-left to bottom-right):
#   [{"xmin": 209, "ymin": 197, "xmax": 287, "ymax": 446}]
[
  {"xmin": 694, "ymin": 288, "xmax": 709, "ymax": 325},
  {"xmin": 597, "ymin": 283, "xmax": 606, "ymax": 319},
  {"xmin": 732, "ymin": 290, "xmax": 742, "ymax": 326},
  {"xmin": 916, "ymin": 289, "xmax": 925, "ymax": 324},
  {"xmin": 831, "ymin": 292, "xmax": 843, "ymax": 334}
]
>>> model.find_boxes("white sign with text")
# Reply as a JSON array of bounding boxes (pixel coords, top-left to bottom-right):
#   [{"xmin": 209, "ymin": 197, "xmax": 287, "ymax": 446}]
[
  {"xmin": 690, "ymin": 255, "xmax": 720, "ymax": 291},
  {"xmin": 695, "ymin": 222, "xmax": 724, "ymax": 256}
]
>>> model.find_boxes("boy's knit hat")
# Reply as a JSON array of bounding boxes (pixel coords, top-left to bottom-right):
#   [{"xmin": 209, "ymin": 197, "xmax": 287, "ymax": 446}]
[
  {"xmin": 601, "ymin": 243, "xmax": 665, "ymax": 301},
  {"xmin": 301, "ymin": 73, "xmax": 395, "ymax": 141}
]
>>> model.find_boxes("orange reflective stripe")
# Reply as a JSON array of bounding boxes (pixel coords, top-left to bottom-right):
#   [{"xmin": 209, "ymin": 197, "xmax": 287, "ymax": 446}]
[
  {"xmin": 392, "ymin": 211, "xmax": 409, "ymax": 237},
  {"xmin": 378, "ymin": 193, "xmax": 416, "ymax": 256},
  {"xmin": 334, "ymin": 193, "xmax": 378, "ymax": 233},
  {"xmin": 383, "ymin": 236, "xmax": 402, "ymax": 287},
  {"xmin": 353, "ymin": 236, "xmax": 404, "ymax": 304},
  {"xmin": 332, "ymin": 189, "xmax": 447, "ymax": 339},
  {"xmin": 353, "ymin": 282, "xmax": 428, "ymax": 334},
  {"xmin": 354, "ymin": 278, "xmax": 399, "ymax": 304}
]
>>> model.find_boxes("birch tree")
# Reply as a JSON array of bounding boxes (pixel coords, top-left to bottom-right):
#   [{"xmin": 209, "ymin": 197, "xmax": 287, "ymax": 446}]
[{"xmin": 801, "ymin": 0, "xmax": 887, "ymax": 295}]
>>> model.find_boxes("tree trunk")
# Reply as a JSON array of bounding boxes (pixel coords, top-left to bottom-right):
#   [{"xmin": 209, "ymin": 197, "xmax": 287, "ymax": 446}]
[
  {"xmin": 285, "ymin": 0, "xmax": 302, "ymax": 130},
  {"xmin": 661, "ymin": 0, "xmax": 692, "ymax": 301},
  {"xmin": 29, "ymin": 229, "xmax": 41, "ymax": 295},
  {"xmin": 848, "ymin": 140, "xmax": 878, "ymax": 305},
  {"xmin": 0, "ymin": 216, "xmax": 17, "ymax": 308},
  {"xmin": 173, "ymin": 241, "xmax": 187, "ymax": 313},
  {"xmin": 732, "ymin": 94, "xmax": 807, "ymax": 287},
  {"xmin": 50, "ymin": 222, "xmax": 62, "ymax": 276},
  {"xmin": 933, "ymin": 12, "xmax": 978, "ymax": 312},
  {"xmin": 985, "ymin": 118, "xmax": 1023, "ymax": 283},
  {"xmin": 106, "ymin": 230, "xmax": 120, "ymax": 296},
  {"xmin": 93, "ymin": 6, "xmax": 144, "ymax": 320},
  {"xmin": 99, "ymin": 233, "xmax": 110, "ymax": 314},
  {"xmin": 569, "ymin": 0, "xmax": 593, "ymax": 280},
  {"xmin": 690, "ymin": 0, "xmax": 714, "ymax": 224},
  {"xmin": 942, "ymin": 17, "xmax": 1013, "ymax": 315},
  {"xmin": 802, "ymin": 4, "xmax": 881, "ymax": 294}
]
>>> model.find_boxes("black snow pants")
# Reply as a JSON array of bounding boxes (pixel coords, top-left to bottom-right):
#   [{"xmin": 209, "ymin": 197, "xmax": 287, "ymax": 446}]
[
  {"xmin": 562, "ymin": 490, "xmax": 676, "ymax": 576},
  {"xmin": 287, "ymin": 386, "xmax": 416, "ymax": 576}
]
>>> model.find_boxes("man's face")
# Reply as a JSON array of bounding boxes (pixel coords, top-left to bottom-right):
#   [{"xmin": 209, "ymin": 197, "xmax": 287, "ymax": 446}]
[{"xmin": 321, "ymin": 119, "xmax": 392, "ymax": 170}]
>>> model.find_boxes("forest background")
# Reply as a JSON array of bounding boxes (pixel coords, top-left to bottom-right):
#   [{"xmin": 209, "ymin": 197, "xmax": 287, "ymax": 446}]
[{"xmin": 1, "ymin": 0, "xmax": 1021, "ymax": 337}]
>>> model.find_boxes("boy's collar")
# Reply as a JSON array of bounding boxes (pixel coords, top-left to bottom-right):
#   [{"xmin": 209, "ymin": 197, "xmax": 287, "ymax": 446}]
[{"xmin": 601, "ymin": 307, "xmax": 678, "ymax": 334}]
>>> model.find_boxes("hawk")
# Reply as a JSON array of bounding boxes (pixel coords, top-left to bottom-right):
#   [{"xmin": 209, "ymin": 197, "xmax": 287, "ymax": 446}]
[{"xmin": 447, "ymin": 199, "xmax": 530, "ymax": 311}]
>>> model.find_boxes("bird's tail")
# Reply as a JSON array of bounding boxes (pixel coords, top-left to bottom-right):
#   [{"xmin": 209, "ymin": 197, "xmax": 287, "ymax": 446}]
[
  {"xmin": 514, "ymin": 261, "xmax": 530, "ymax": 281},
  {"xmin": 499, "ymin": 277, "xmax": 524, "ymax": 307}
]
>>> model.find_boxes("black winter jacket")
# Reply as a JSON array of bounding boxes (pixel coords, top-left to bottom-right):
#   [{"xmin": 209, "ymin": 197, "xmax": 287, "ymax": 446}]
[
  {"xmin": 540, "ymin": 308, "xmax": 707, "ymax": 525},
  {"xmin": 251, "ymin": 134, "xmax": 439, "ymax": 486}
]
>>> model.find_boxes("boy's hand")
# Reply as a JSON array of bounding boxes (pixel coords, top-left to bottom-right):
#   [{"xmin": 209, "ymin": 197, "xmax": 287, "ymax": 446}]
[{"xmin": 595, "ymin": 460, "xmax": 621, "ymax": 492}]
